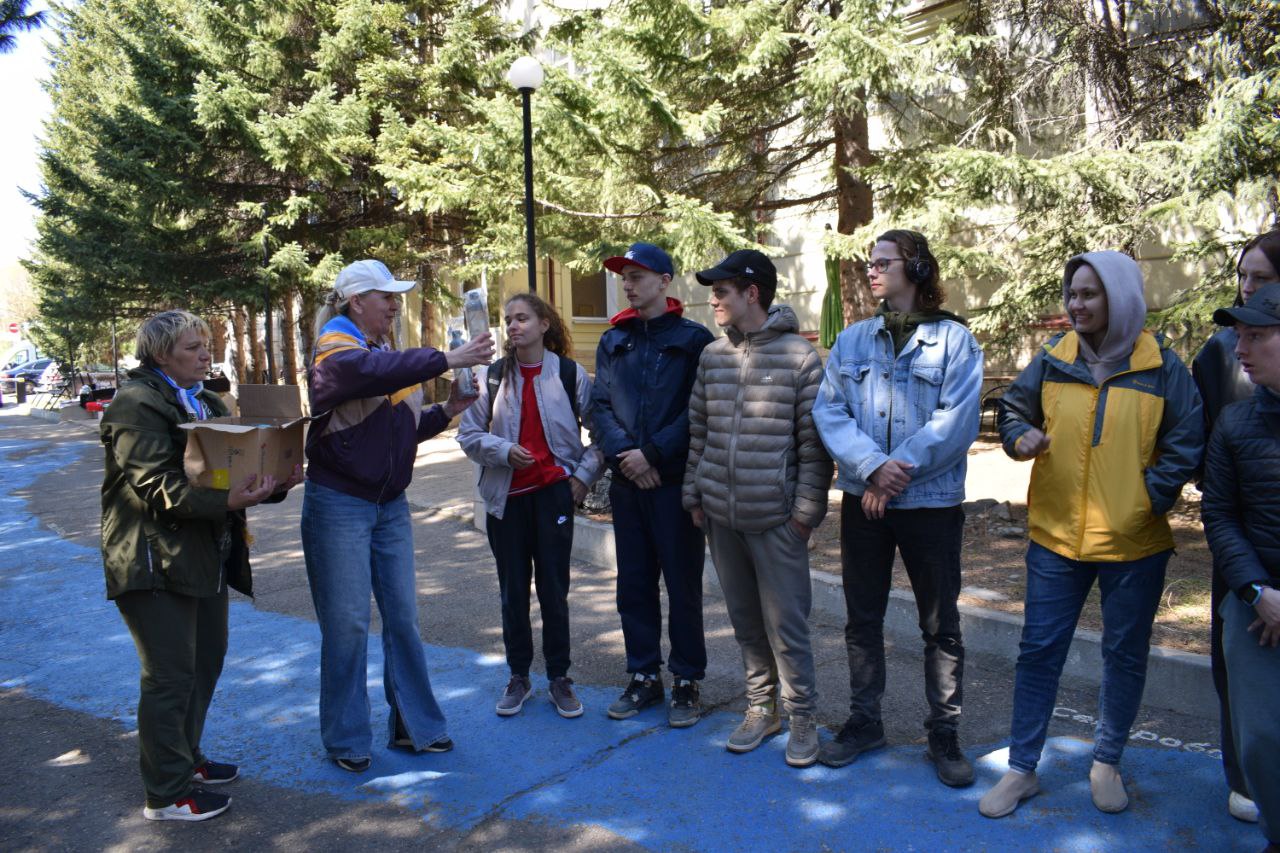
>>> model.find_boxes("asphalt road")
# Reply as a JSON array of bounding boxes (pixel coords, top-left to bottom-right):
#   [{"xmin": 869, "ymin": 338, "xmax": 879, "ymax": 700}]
[{"xmin": 0, "ymin": 412, "xmax": 1258, "ymax": 851}]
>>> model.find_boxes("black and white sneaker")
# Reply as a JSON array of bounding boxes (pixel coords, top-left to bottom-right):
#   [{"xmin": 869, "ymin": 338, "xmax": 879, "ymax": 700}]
[
  {"xmin": 192, "ymin": 759, "xmax": 239, "ymax": 785},
  {"xmin": 668, "ymin": 678, "xmax": 702, "ymax": 728},
  {"xmin": 607, "ymin": 674, "xmax": 664, "ymax": 720},
  {"xmin": 143, "ymin": 788, "xmax": 231, "ymax": 822},
  {"xmin": 335, "ymin": 757, "xmax": 372, "ymax": 772}
]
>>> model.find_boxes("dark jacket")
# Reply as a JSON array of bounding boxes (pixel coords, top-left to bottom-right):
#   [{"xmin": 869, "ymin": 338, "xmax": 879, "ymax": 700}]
[
  {"xmin": 1192, "ymin": 327, "xmax": 1253, "ymax": 457},
  {"xmin": 100, "ymin": 368, "xmax": 251, "ymax": 599},
  {"xmin": 1201, "ymin": 387, "xmax": 1280, "ymax": 600},
  {"xmin": 591, "ymin": 298, "xmax": 714, "ymax": 486},
  {"xmin": 306, "ymin": 315, "xmax": 451, "ymax": 503}
]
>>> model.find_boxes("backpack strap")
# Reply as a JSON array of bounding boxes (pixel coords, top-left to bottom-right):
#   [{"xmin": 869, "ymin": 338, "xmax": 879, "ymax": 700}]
[
  {"xmin": 557, "ymin": 353, "xmax": 580, "ymax": 426},
  {"xmin": 485, "ymin": 357, "xmax": 507, "ymax": 429},
  {"xmin": 485, "ymin": 353, "xmax": 580, "ymax": 428}
]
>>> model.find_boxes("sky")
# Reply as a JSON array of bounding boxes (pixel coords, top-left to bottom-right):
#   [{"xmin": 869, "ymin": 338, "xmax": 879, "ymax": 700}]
[{"xmin": 0, "ymin": 3, "xmax": 53, "ymax": 274}]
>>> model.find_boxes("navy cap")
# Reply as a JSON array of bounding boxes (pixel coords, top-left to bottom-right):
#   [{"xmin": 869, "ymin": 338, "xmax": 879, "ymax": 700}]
[
  {"xmin": 604, "ymin": 242, "xmax": 674, "ymax": 277},
  {"xmin": 1214, "ymin": 283, "xmax": 1280, "ymax": 327},
  {"xmin": 695, "ymin": 249, "xmax": 777, "ymax": 291}
]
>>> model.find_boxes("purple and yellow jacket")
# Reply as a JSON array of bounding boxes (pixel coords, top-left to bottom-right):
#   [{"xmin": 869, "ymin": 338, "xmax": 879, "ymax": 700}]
[{"xmin": 305, "ymin": 315, "xmax": 451, "ymax": 504}]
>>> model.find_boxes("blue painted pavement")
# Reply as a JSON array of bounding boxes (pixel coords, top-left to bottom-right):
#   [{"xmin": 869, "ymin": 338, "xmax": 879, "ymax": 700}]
[{"xmin": 0, "ymin": 433, "xmax": 1257, "ymax": 850}]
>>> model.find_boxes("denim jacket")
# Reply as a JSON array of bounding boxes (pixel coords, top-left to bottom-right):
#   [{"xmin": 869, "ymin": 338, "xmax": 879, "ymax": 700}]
[{"xmin": 813, "ymin": 315, "xmax": 983, "ymax": 508}]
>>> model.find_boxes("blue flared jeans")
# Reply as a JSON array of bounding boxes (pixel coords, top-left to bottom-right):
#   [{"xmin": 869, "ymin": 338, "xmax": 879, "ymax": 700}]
[
  {"xmin": 1007, "ymin": 541, "xmax": 1169, "ymax": 773},
  {"xmin": 301, "ymin": 481, "xmax": 448, "ymax": 760}
]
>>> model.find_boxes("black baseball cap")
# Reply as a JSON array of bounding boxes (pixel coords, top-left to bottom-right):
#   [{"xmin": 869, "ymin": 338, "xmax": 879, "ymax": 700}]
[
  {"xmin": 1214, "ymin": 283, "xmax": 1280, "ymax": 327},
  {"xmin": 695, "ymin": 249, "xmax": 777, "ymax": 291}
]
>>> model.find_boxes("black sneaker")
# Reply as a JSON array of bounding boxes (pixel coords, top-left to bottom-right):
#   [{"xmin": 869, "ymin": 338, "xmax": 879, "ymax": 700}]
[
  {"xmin": 424, "ymin": 737, "xmax": 454, "ymax": 753},
  {"xmin": 926, "ymin": 728, "xmax": 974, "ymax": 787},
  {"xmin": 607, "ymin": 674, "xmax": 664, "ymax": 720},
  {"xmin": 818, "ymin": 716, "xmax": 886, "ymax": 768},
  {"xmin": 191, "ymin": 759, "xmax": 238, "ymax": 785},
  {"xmin": 143, "ymin": 787, "xmax": 231, "ymax": 821},
  {"xmin": 335, "ymin": 756, "xmax": 372, "ymax": 772},
  {"xmin": 668, "ymin": 678, "xmax": 701, "ymax": 728}
]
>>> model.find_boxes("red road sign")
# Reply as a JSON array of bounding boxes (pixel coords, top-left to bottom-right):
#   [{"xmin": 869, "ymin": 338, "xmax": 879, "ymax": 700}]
[{"xmin": 6, "ymin": 323, "xmax": 18, "ymax": 334}]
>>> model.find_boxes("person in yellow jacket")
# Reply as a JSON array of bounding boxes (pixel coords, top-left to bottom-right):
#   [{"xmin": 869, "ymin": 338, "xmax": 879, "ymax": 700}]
[{"xmin": 979, "ymin": 251, "xmax": 1203, "ymax": 819}]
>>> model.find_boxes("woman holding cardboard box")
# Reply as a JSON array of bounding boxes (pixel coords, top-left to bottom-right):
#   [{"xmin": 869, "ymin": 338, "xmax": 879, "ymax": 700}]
[
  {"xmin": 302, "ymin": 259, "xmax": 493, "ymax": 773},
  {"xmin": 100, "ymin": 310, "xmax": 302, "ymax": 822}
]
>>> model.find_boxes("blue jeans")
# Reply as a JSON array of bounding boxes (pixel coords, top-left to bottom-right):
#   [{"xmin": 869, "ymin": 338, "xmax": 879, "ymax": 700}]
[
  {"xmin": 301, "ymin": 481, "xmax": 448, "ymax": 760},
  {"xmin": 1007, "ymin": 542, "xmax": 1169, "ymax": 773}
]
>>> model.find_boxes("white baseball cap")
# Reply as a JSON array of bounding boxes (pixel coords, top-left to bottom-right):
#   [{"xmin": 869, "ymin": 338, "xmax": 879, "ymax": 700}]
[{"xmin": 334, "ymin": 260, "xmax": 417, "ymax": 299}]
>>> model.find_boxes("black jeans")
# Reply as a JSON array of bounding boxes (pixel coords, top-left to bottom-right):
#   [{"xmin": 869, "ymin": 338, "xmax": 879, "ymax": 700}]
[
  {"xmin": 486, "ymin": 479, "xmax": 574, "ymax": 680},
  {"xmin": 840, "ymin": 500, "xmax": 965, "ymax": 732},
  {"xmin": 610, "ymin": 481, "xmax": 707, "ymax": 680},
  {"xmin": 115, "ymin": 587, "xmax": 228, "ymax": 808}
]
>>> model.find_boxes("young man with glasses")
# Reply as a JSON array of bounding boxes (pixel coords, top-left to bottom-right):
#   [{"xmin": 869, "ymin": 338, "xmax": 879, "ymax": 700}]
[
  {"xmin": 812, "ymin": 229, "xmax": 983, "ymax": 787},
  {"xmin": 683, "ymin": 249, "xmax": 832, "ymax": 766}
]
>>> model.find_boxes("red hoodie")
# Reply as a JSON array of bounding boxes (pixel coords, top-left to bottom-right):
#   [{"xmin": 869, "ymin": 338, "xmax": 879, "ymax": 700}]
[{"xmin": 608, "ymin": 296, "xmax": 685, "ymax": 326}]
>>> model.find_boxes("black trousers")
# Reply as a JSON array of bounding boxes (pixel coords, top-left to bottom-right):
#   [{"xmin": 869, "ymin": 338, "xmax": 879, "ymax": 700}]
[
  {"xmin": 610, "ymin": 481, "xmax": 707, "ymax": 680},
  {"xmin": 115, "ymin": 587, "xmax": 228, "ymax": 807},
  {"xmin": 841, "ymin": 500, "xmax": 965, "ymax": 732},
  {"xmin": 486, "ymin": 479, "xmax": 574, "ymax": 680}
]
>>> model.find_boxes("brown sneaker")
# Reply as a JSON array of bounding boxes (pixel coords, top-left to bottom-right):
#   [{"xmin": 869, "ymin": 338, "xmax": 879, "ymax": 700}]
[
  {"xmin": 549, "ymin": 677, "xmax": 583, "ymax": 718},
  {"xmin": 496, "ymin": 675, "xmax": 533, "ymax": 716}
]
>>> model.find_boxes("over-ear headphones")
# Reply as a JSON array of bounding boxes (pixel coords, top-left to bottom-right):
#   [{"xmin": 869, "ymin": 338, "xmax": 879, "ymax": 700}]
[{"xmin": 902, "ymin": 231, "xmax": 934, "ymax": 286}]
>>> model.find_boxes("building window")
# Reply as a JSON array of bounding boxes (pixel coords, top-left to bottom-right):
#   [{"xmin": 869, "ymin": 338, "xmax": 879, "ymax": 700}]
[{"xmin": 571, "ymin": 268, "xmax": 609, "ymax": 319}]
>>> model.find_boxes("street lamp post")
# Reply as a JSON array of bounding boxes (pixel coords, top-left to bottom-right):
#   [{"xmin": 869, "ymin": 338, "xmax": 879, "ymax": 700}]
[{"xmin": 506, "ymin": 56, "xmax": 544, "ymax": 292}]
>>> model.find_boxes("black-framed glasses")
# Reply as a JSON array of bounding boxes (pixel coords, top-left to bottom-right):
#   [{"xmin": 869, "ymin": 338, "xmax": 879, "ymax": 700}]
[{"xmin": 863, "ymin": 258, "xmax": 905, "ymax": 274}]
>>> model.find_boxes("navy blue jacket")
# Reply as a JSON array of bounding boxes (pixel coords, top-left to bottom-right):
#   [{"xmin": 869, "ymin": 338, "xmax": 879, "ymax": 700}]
[
  {"xmin": 1201, "ymin": 386, "xmax": 1280, "ymax": 601},
  {"xmin": 591, "ymin": 299, "xmax": 714, "ymax": 486}
]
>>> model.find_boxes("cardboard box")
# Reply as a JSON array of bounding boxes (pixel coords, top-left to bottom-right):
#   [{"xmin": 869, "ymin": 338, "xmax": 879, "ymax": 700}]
[{"xmin": 180, "ymin": 384, "xmax": 307, "ymax": 490}]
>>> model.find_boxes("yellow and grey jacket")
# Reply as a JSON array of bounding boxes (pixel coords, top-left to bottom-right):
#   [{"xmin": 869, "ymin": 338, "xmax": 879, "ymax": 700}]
[{"xmin": 998, "ymin": 253, "xmax": 1203, "ymax": 562}]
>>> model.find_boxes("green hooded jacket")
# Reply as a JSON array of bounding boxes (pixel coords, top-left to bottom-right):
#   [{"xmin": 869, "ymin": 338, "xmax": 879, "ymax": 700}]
[{"xmin": 99, "ymin": 368, "xmax": 251, "ymax": 599}]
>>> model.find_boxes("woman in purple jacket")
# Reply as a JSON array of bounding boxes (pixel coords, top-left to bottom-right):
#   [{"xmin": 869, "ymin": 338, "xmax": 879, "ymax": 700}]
[{"xmin": 301, "ymin": 259, "xmax": 493, "ymax": 773}]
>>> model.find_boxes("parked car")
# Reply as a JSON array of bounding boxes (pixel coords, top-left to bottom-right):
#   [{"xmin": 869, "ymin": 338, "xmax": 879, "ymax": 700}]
[{"xmin": 3, "ymin": 358, "xmax": 57, "ymax": 391}]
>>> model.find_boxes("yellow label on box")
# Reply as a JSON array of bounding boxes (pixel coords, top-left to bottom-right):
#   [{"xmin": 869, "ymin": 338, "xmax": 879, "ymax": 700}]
[{"xmin": 211, "ymin": 469, "xmax": 230, "ymax": 490}]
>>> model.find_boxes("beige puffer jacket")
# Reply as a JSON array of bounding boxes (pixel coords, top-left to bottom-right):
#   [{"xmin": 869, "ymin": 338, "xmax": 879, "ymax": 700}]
[{"xmin": 682, "ymin": 305, "xmax": 832, "ymax": 532}]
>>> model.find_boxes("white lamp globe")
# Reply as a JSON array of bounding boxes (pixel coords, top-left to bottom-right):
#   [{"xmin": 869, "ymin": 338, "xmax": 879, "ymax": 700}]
[{"xmin": 506, "ymin": 56, "xmax": 544, "ymax": 91}]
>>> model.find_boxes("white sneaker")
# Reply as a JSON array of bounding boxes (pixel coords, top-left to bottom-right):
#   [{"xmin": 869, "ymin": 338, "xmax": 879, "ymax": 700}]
[
  {"xmin": 979, "ymin": 769, "xmax": 1040, "ymax": 818},
  {"xmin": 1229, "ymin": 790, "xmax": 1260, "ymax": 823}
]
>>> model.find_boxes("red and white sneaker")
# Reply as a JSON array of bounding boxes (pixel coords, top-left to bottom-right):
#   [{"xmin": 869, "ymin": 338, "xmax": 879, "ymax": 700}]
[
  {"xmin": 192, "ymin": 760, "xmax": 239, "ymax": 784},
  {"xmin": 143, "ymin": 788, "xmax": 231, "ymax": 822}
]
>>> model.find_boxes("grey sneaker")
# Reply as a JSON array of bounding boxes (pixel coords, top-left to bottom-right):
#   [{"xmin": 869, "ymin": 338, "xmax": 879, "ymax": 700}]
[
  {"xmin": 496, "ymin": 675, "xmax": 533, "ymax": 716},
  {"xmin": 726, "ymin": 702, "xmax": 782, "ymax": 753},
  {"xmin": 668, "ymin": 678, "xmax": 701, "ymax": 728},
  {"xmin": 607, "ymin": 674, "xmax": 664, "ymax": 720},
  {"xmin": 979, "ymin": 769, "xmax": 1040, "ymax": 818},
  {"xmin": 785, "ymin": 714, "xmax": 819, "ymax": 767},
  {"xmin": 549, "ymin": 676, "xmax": 583, "ymax": 718}
]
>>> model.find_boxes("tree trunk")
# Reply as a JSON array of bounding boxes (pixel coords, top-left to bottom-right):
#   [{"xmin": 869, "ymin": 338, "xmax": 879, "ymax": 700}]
[
  {"xmin": 1083, "ymin": 0, "xmax": 1133, "ymax": 146},
  {"xmin": 834, "ymin": 104, "xmax": 876, "ymax": 323},
  {"xmin": 299, "ymin": 289, "xmax": 318, "ymax": 379},
  {"xmin": 247, "ymin": 305, "xmax": 265, "ymax": 383},
  {"xmin": 210, "ymin": 313, "xmax": 227, "ymax": 364},
  {"xmin": 281, "ymin": 287, "xmax": 298, "ymax": 385},
  {"xmin": 231, "ymin": 305, "xmax": 247, "ymax": 385}
]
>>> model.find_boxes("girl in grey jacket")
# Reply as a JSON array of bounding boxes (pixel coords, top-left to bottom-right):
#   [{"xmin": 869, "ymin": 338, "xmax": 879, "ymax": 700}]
[{"xmin": 457, "ymin": 293, "xmax": 603, "ymax": 720}]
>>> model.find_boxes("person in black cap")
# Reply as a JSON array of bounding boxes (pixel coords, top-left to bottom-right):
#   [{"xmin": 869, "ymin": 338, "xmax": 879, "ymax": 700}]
[
  {"xmin": 1192, "ymin": 228, "xmax": 1280, "ymax": 826},
  {"xmin": 591, "ymin": 242, "xmax": 715, "ymax": 726},
  {"xmin": 1201, "ymin": 281, "xmax": 1280, "ymax": 853},
  {"xmin": 682, "ymin": 248, "xmax": 832, "ymax": 767}
]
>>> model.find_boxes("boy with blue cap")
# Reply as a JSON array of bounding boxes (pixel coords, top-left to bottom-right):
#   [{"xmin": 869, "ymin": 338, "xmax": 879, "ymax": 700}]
[{"xmin": 592, "ymin": 243, "xmax": 715, "ymax": 726}]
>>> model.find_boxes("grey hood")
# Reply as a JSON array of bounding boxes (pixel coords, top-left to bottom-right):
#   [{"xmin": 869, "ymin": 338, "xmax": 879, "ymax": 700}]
[
  {"xmin": 725, "ymin": 304, "xmax": 799, "ymax": 345},
  {"xmin": 1062, "ymin": 250, "xmax": 1147, "ymax": 383}
]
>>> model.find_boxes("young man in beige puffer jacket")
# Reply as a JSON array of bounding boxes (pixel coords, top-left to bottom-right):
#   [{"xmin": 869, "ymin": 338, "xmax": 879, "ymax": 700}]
[{"xmin": 683, "ymin": 249, "xmax": 833, "ymax": 767}]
